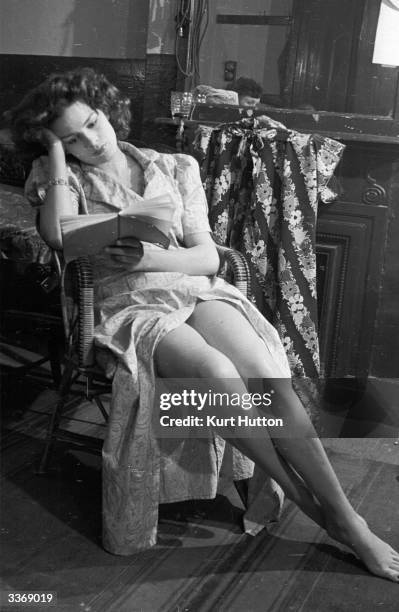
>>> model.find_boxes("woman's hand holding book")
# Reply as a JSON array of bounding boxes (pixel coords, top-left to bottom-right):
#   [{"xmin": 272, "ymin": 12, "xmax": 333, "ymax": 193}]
[{"xmin": 106, "ymin": 238, "xmax": 144, "ymax": 268}]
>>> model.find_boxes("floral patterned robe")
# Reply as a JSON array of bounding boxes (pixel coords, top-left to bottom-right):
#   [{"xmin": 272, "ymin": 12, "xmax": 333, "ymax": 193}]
[{"xmin": 193, "ymin": 121, "xmax": 345, "ymax": 418}]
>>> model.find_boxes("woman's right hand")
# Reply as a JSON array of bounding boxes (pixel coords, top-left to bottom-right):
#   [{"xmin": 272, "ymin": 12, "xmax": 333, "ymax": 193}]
[{"xmin": 24, "ymin": 126, "xmax": 63, "ymax": 151}]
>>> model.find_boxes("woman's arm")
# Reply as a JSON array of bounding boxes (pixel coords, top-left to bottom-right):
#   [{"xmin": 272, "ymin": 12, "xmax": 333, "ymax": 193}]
[
  {"xmin": 35, "ymin": 130, "xmax": 76, "ymax": 249},
  {"xmin": 107, "ymin": 231, "xmax": 220, "ymax": 276},
  {"xmin": 108, "ymin": 154, "xmax": 219, "ymax": 275}
]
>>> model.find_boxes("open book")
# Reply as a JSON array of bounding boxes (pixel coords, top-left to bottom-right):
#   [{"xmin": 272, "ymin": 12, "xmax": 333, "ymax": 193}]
[{"xmin": 60, "ymin": 194, "xmax": 175, "ymax": 260}]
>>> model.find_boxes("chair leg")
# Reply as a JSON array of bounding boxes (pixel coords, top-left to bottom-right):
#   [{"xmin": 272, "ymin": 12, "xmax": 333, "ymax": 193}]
[
  {"xmin": 37, "ymin": 361, "xmax": 74, "ymax": 474},
  {"xmin": 94, "ymin": 395, "xmax": 109, "ymax": 422},
  {"xmin": 47, "ymin": 337, "xmax": 62, "ymax": 387}
]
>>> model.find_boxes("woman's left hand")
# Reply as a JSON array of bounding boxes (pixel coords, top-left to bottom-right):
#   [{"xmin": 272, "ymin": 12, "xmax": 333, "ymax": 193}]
[{"xmin": 106, "ymin": 238, "xmax": 144, "ymax": 269}]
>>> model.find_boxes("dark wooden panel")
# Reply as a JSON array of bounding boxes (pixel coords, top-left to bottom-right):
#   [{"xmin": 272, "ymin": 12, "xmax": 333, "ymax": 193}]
[
  {"xmin": 216, "ymin": 15, "xmax": 292, "ymax": 25},
  {"xmin": 335, "ymin": 140, "xmax": 399, "ymax": 378},
  {"xmin": 287, "ymin": 0, "xmax": 399, "ymax": 118},
  {"xmin": 317, "ymin": 202, "xmax": 388, "ymax": 378},
  {"xmin": 370, "ymin": 151, "xmax": 399, "ymax": 377},
  {"xmin": 333, "ymin": 141, "xmax": 394, "ymax": 206},
  {"xmin": 141, "ymin": 54, "xmax": 179, "ymax": 148},
  {"xmin": 254, "ymin": 107, "xmax": 399, "ymax": 141},
  {"xmin": 348, "ymin": 0, "xmax": 399, "ymax": 117},
  {"xmin": 315, "ymin": 241, "xmax": 347, "ymax": 376},
  {"xmin": 290, "ymin": 0, "xmax": 360, "ymax": 112}
]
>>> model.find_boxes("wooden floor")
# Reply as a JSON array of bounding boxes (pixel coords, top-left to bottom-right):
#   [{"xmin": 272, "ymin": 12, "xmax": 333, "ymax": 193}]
[{"xmin": 1, "ymin": 375, "xmax": 398, "ymax": 611}]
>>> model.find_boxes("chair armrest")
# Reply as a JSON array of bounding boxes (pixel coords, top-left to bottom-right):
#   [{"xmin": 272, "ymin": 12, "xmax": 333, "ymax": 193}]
[
  {"xmin": 71, "ymin": 257, "xmax": 94, "ymax": 368},
  {"xmin": 59, "ymin": 256, "xmax": 95, "ymax": 368},
  {"xmin": 216, "ymin": 245, "xmax": 252, "ymax": 300}
]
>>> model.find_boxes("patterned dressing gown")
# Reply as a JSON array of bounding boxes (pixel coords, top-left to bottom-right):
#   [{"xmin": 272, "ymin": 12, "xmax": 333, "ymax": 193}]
[{"xmin": 26, "ymin": 142, "xmax": 291, "ymax": 554}]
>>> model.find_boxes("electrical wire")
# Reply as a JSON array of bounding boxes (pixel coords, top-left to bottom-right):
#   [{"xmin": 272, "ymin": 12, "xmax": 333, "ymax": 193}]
[
  {"xmin": 192, "ymin": 0, "xmax": 209, "ymax": 83},
  {"xmin": 175, "ymin": 0, "xmax": 209, "ymax": 87},
  {"xmin": 175, "ymin": 0, "xmax": 192, "ymax": 78}
]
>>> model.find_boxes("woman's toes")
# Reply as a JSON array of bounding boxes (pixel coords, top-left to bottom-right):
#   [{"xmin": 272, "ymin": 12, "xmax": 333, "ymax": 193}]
[
  {"xmin": 326, "ymin": 513, "xmax": 399, "ymax": 582},
  {"xmin": 386, "ymin": 569, "xmax": 399, "ymax": 582}
]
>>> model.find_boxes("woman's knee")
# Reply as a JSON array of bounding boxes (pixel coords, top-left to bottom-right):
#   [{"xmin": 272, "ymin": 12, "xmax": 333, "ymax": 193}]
[
  {"xmin": 187, "ymin": 301, "xmax": 288, "ymax": 379},
  {"xmin": 234, "ymin": 346, "xmax": 285, "ymax": 379},
  {"xmin": 154, "ymin": 324, "xmax": 240, "ymax": 379},
  {"xmin": 196, "ymin": 348, "xmax": 241, "ymax": 379}
]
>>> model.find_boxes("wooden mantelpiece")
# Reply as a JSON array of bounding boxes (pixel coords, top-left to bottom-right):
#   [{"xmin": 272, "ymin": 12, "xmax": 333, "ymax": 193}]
[
  {"xmin": 253, "ymin": 108, "xmax": 399, "ymax": 141},
  {"xmin": 326, "ymin": 139, "xmax": 399, "ymax": 380},
  {"xmin": 154, "ymin": 106, "xmax": 399, "ymax": 149}
]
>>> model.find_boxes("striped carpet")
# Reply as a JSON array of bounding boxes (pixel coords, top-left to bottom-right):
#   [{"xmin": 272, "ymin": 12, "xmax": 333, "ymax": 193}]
[{"xmin": 1, "ymin": 387, "xmax": 399, "ymax": 611}]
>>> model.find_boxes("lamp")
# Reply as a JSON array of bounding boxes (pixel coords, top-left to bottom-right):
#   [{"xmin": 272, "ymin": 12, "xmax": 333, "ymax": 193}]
[{"xmin": 372, "ymin": 0, "xmax": 399, "ymax": 67}]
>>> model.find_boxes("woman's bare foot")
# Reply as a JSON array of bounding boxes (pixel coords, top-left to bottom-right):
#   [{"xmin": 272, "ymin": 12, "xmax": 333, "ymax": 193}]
[{"xmin": 326, "ymin": 513, "xmax": 399, "ymax": 582}]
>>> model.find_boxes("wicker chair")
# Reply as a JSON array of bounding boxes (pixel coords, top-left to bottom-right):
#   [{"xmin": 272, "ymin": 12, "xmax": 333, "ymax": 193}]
[{"xmin": 38, "ymin": 245, "xmax": 252, "ymax": 473}]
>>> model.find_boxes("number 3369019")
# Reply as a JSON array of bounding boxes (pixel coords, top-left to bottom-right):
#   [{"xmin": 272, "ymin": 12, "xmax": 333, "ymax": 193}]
[{"xmin": 6, "ymin": 592, "xmax": 56, "ymax": 605}]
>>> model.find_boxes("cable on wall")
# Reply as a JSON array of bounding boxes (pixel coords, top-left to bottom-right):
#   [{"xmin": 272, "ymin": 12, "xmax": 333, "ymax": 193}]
[{"xmin": 175, "ymin": 0, "xmax": 209, "ymax": 88}]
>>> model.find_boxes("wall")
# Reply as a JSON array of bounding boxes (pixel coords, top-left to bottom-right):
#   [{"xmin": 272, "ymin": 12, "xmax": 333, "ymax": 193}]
[
  {"xmin": 0, "ymin": 0, "xmax": 148, "ymax": 59},
  {"xmin": 146, "ymin": 0, "xmax": 176, "ymax": 54},
  {"xmin": 0, "ymin": 0, "xmax": 180, "ymax": 143},
  {"xmin": 199, "ymin": 0, "xmax": 271, "ymax": 87},
  {"xmin": 198, "ymin": 0, "xmax": 292, "ymax": 94}
]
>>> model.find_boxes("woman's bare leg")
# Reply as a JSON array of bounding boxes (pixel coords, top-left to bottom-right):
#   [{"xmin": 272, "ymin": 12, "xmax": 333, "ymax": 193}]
[
  {"xmin": 155, "ymin": 322, "xmax": 324, "ymax": 528},
  {"xmin": 185, "ymin": 300, "xmax": 399, "ymax": 582}
]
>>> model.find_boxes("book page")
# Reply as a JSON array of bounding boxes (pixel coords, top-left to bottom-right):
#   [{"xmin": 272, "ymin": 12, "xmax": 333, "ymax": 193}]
[
  {"xmin": 60, "ymin": 195, "xmax": 174, "ymax": 259},
  {"xmin": 120, "ymin": 194, "xmax": 175, "ymax": 221},
  {"xmin": 60, "ymin": 213, "xmax": 115, "ymax": 229}
]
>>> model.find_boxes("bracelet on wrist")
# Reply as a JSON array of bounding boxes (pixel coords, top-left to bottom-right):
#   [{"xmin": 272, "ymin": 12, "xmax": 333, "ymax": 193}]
[{"xmin": 46, "ymin": 178, "xmax": 69, "ymax": 192}]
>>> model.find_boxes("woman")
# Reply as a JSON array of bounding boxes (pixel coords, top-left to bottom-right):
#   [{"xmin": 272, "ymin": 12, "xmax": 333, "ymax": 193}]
[{"xmin": 7, "ymin": 67, "xmax": 399, "ymax": 581}]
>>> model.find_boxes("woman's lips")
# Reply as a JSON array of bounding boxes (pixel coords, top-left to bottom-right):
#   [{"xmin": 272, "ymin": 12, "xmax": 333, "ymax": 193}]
[{"xmin": 93, "ymin": 144, "xmax": 107, "ymax": 156}]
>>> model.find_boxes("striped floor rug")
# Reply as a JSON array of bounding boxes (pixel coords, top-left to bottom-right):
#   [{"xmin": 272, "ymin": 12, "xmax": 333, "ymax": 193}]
[{"xmin": 1, "ymin": 388, "xmax": 398, "ymax": 611}]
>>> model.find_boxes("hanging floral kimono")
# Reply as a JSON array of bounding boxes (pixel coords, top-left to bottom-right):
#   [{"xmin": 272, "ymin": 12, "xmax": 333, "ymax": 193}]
[{"xmin": 193, "ymin": 119, "xmax": 344, "ymax": 413}]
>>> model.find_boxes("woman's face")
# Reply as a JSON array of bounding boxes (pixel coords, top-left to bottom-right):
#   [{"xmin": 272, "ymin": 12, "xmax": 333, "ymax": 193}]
[{"xmin": 50, "ymin": 100, "xmax": 119, "ymax": 164}]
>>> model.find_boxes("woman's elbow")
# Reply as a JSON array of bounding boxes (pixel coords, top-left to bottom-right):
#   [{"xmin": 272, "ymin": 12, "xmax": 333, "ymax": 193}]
[
  {"xmin": 204, "ymin": 246, "xmax": 220, "ymax": 275},
  {"xmin": 40, "ymin": 223, "xmax": 62, "ymax": 250}
]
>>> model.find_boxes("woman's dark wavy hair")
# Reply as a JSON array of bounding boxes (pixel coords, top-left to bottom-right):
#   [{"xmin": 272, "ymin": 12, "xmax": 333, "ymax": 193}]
[{"xmin": 4, "ymin": 67, "xmax": 131, "ymax": 157}]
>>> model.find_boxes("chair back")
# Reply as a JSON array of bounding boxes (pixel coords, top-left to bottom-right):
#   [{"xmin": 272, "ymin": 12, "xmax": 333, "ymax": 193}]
[{"xmin": 56, "ymin": 254, "xmax": 95, "ymax": 369}]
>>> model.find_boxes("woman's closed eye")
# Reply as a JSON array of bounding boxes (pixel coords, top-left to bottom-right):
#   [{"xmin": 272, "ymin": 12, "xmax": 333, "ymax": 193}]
[
  {"xmin": 63, "ymin": 112, "xmax": 98, "ymax": 146},
  {"xmin": 87, "ymin": 114, "xmax": 98, "ymax": 128}
]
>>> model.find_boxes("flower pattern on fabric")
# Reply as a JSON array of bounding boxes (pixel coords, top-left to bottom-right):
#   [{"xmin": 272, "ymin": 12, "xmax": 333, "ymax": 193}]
[
  {"xmin": 195, "ymin": 120, "xmax": 345, "ymax": 390},
  {"xmin": 211, "ymin": 166, "xmax": 232, "ymax": 206},
  {"xmin": 213, "ymin": 210, "xmax": 229, "ymax": 244}
]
